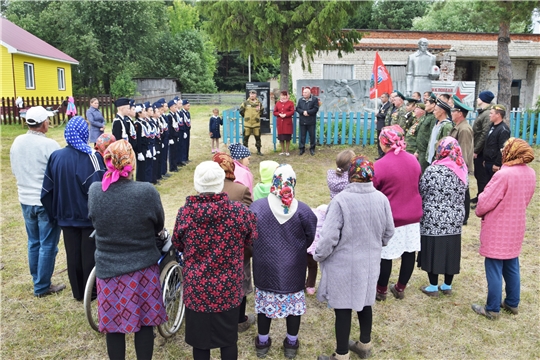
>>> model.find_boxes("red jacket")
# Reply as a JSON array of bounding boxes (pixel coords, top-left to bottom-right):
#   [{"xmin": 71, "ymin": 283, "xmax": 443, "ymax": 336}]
[{"xmin": 273, "ymin": 100, "xmax": 295, "ymax": 135}]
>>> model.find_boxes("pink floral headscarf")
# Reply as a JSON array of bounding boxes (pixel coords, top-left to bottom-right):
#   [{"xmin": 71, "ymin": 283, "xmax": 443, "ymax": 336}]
[
  {"xmin": 432, "ymin": 137, "xmax": 468, "ymax": 185},
  {"xmin": 379, "ymin": 125, "xmax": 407, "ymax": 155},
  {"xmin": 101, "ymin": 140, "xmax": 135, "ymax": 191},
  {"xmin": 268, "ymin": 164, "xmax": 298, "ymax": 224}
]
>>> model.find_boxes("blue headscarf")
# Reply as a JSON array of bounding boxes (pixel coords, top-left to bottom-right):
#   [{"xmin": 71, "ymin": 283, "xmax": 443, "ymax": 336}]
[{"xmin": 65, "ymin": 116, "xmax": 92, "ymax": 154}]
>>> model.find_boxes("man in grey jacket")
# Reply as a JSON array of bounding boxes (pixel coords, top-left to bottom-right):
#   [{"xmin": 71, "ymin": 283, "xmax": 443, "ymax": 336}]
[
  {"xmin": 10, "ymin": 106, "xmax": 65, "ymax": 297},
  {"xmin": 295, "ymin": 88, "xmax": 319, "ymax": 156}
]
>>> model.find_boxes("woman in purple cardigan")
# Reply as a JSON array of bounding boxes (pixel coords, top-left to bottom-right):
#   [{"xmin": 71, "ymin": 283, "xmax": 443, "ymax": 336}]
[
  {"xmin": 472, "ymin": 138, "xmax": 536, "ymax": 320},
  {"xmin": 250, "ymin": 164, "xmax": 317, "ymax": 359},
  {"xmin": 373, "ymin": 125, "xmax": 423, "ymax": 301}
]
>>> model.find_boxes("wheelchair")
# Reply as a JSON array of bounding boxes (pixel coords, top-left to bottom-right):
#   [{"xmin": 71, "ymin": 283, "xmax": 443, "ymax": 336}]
[{"xmin": 83, "ymin": 229, "xmax": 185, "ymax": 338}]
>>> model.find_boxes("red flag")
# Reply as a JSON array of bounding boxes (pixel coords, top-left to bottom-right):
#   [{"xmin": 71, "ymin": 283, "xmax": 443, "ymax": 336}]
[{"xmin": 369, "ymin": 52, "xmax": 393, "ymax": 99}]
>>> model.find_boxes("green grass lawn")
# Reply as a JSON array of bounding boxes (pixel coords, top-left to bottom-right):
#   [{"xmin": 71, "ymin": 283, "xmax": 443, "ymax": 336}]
[{"xmin": 1, "ymin": 105, "xmax": 539, "ymax": 359}]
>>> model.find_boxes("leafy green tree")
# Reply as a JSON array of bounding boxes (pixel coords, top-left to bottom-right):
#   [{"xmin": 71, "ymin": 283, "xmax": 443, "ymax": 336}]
[
  {"xmin": 167, "ymin": 0, "xmax": 201, "ymax": 33},
  {"xmin": 412, "ymin": 1, "xmax": 530, "ymax": 33},
  {"xmin": 346, "ymin": 0, "xmax": 374, "ymax": 29},
  {"xmin": 198, "ymin": 1, "xmax": 363, "ymax": 91},
  {"xmin": 370, "ymin": 0, "xmax": 428, "ymax": 30},
  {"xmin": 110, "ymin": 67, "xmax": 138, "ymax": 98}
]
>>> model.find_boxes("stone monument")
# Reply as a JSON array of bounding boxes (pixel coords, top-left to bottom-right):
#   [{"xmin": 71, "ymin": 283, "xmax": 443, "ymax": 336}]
[{"xmin": 406, "ymin": 38, "xmax": 440, "ymax": 96}]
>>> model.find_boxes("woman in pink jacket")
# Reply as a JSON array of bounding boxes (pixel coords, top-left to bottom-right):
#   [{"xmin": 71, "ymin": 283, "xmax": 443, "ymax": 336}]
[{"xmin": 472, "ymin": 138, "xmax": 536, "ymax": 320}]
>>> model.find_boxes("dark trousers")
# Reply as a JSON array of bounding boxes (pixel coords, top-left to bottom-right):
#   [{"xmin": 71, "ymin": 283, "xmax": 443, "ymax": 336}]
[
  {"xmin": 136, "ymin": 159, "xmax": 145, "ymax": 182},
  {"xmin": 177, "ymin": 133, "xmax": 185, "ymax": 165},
  {"xmin": 377, "ymin": 251, "xmax": 416, "ymax": 288},
  {"xmin": 61, "ymin": 226, "xmax": 95, "ymax": 300},
  {"xmin": 376, "ymin": 128, "xmax": 384, "ymax": 157},
  {"xmin": 306, "ymin": 254, "xmax": 318, "ymax": 288},
  {"xmin": 334, "ymin": 307, "xmax": 372, "ymax": 355},
  {"xmin": 145, "ymin": 153, "xmax": 153, "ymax": 183},
  {"xmin": 484, "ymin": 161, "xmax": 495, "ymax": 185},
  {"xmin": 193, "ymin": 346, "xmax": 237, "ymax": 360},
  {"xmin": 257, "ymin": 313, "xmax": 301, "ymax": 336},
  {"xmin": 299, "ymin": 124, "xmax": 316, "ymax": 150},
  {"xmin": 464, "ymin": 187, "xmax": 470, "ymax": 223},
  {"xmin": 474, "ymin": 153, "xmax": 488, "ymax": 197},
  {"xmin": 153, "ymin": 152, "xmax": 160, "ymax": 182},
  {"xmin": 169, "ymin": 141, "xmax": 178, "ymax": 171},
  {"xmin": 181, "ymin": 131, "xmax": 190, "ymax": 162},
  {"xmin": 106, "ymin": 326, "xmax": 154, "ymax": 360}
]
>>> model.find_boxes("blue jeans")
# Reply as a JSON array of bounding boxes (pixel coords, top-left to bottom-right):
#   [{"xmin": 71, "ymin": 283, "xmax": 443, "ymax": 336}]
[
  {"xmin": 21, "ymin": 204, "xmax": 61, "ymax": 295},
  {"xmin": 485, "ymin": 257, "xmax": 520, "ymax": 312}
]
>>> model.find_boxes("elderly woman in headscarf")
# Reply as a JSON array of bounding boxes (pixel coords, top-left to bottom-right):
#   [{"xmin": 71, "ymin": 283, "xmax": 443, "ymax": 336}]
[
  {"xmin": 212, "ymin": 152, "xmax": 256, "ymax": 333},
  {"xmin": 471, "ymin": 138, "xmax": 536, "ymax": 320},
  {"xmin": 250, "ymin": 164, "xmax": 317, "ymax": 359},
  {"xmin": 41, "ymin": 116, "xmax": 105, "ymax": 301},
  {"xmin": 418, "ymin": 137, "xmax": 467, "ymax": 297},
  {"xmin": 373, "ymin": 125, "xmax": 422, "ymax": 301},
  {"xmin": 172, "ymin": 161, "xmax": 257, "ymax": 360},
  {"xmin": 93, "ymin": 133, "xmax": 116, "ymax": 158},
  {"xmin": 228, "ymin": 143, "xmax": 254, "ymax": 196},
  {"xmin": 315, "ymin": 156, "xmax": 394, "ymax": 360},
  {"xmin": 87, "ymin": 140, "xmax": 166, "ymax": 359}
]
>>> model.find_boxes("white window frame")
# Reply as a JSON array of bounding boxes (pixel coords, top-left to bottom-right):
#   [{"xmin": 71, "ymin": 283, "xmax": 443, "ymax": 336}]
[
  {"xmin": 57, "ymin": 68, "xmax": 66, "ymax": 90},
  {"xmin": 24, "ymin": 63, "xmax": 35, "ymax": 89}
]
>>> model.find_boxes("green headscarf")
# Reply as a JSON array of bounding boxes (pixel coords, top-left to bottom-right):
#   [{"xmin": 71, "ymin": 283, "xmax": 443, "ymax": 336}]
[{"xmin": 253, "ymin": 160, "xmax": 280, "ymax": 201}]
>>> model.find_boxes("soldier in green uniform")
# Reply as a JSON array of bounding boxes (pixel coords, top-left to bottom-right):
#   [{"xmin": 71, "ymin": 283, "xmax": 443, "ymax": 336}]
[
  {"xmin": 426, "ymin": 98, "xmax": 454, "ymax": 165},
  {"xmin": 405, "ymin": 103, "xmax": 426, "ymax": 155},
  {"xmin": 414, "ymin": 94, "xmax": 437, "ymax": 172},
  {"xmin": 239, "ymin": 90, "xmax": 264, "ymax": 155},
  {"xmin": 402, "ymin": 96, "xmax": 419, "ymax": 133},
  {"xmin": 388, "ymin": 90, "xmax": 407, "ymax": 128}
]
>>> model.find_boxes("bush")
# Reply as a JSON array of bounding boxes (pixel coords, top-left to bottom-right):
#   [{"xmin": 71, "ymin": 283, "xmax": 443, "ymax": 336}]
[{"xmin": 110, "ymin": 69, "xmax": 137, "ymax": 98}]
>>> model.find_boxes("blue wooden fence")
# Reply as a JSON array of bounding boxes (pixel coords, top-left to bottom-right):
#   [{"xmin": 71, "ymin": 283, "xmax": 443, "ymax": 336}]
[{"xmin": 222, "ymin": 109, "xmax": 539, "ymax": 150}]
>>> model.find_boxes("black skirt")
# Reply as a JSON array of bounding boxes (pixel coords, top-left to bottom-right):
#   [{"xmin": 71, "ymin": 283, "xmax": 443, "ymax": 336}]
[
  {"xmin": 185, "ymin": 305, "xmax": 240, "ymax": 349},
  {"xmin": 277, "ymin": 134, "xmax": 292, "ymax": 141},
  {"xmin": 419, "ymin": 234, "xmax": 461, "ymax": 275}
]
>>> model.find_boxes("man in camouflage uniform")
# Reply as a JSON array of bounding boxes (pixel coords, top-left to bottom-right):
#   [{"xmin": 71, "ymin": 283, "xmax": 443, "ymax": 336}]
[
  {"xmin": 387, "ymin": 90, "xmax": 407, "ymax": 128},
  {"xmin": 405, "ymin": 102, "xmax": 426, "ymax": 155},
  {"xmin": 240, "ymin": 90, "xmax": 264, "ymax": 155},
  {"xmin": 401, "ymin": 96, "xmax": 419, "ymax": 133},
  {"xmin": 426, "ymin": 98, "xmax": 454, "ymax": 165},
  {"xmin": 414, "ymin": 94, "xmax": 437, "ymax": 172}
]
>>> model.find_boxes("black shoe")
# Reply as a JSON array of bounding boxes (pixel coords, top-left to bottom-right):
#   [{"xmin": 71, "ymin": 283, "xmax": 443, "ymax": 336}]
[
  {"xmin": 471, "ymin": 197, "xmax": 478, "ymax": 204},
  {"xmin": 283, "ymin": 338, "xmax": 299, "ymax": 359},
  {"xmin": 179, "ymin": 162, "xmax": 187, "ymax": 167},
  {"xmin": 463, "ymin": 220, "xmax": 468, "ymax": 225},
  {"xmin": 170, "ymin": 169, "xmax": 179, "ymax": 172},
  {"xmin": 163, "ymin": 173, "xmax": 171, "ymax": 178},
  {"xmin": 310, "ymin": 149, "xmax": 315, "ymax": 156},
  {"xmin": 299, "ymin": 149, "xmax": 305, "ymax": 156},
  {"xmin": 257, "ymin": 150, "xmax": 263, "ymax": 156}
]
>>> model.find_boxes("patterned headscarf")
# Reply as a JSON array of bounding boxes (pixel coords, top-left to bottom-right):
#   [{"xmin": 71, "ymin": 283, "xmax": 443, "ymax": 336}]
[
  {"xmin": 64, "ymin": 116, "xmax": 92, "ymax": 154},
  {"xmin": 268, "ymin": 164, "xmax": 298, "ymax": 224},
  {"xmin": 348, "ymin": 155, "xmax": 374, "ymax": 183},
  {"xmin": 379, "ymin": 125, "xmax": 407, "ymax": 155},
  {"xmin": 101, "ymin": 140, "xmax": 135, "ymax": 191},
  {"xmin": 212, "ymin": 152, "xmax": 236, "ymax": 180},
  {"xmin": 432, "ymin": 136, "xmax": 468, "ymax": 184},
  {"xmin": 228, "ymin": 143, "xmax": 251, "ymax": 160},
  {"xmin": 94, "ymin": 133, "xmax": 116, "ymax": 156},
  {"xmin": 502, "ymin": 137, "xmax": 535, "ymax": 166}
]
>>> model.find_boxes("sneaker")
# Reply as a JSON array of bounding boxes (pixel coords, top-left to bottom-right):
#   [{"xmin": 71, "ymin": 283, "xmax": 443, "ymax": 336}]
[
  {"xmin": 306, "ymin": 287, "xmax": 316, "ymax": 295},
  {"xmin": 283, "ymin": 338, "xmax": 300, "ymax": 359},
  {"xmin": 349, "ymin": 340, "xmax": 372, "ymax": 359},
  {"xmin": 501, "ymin": 301, "xmax": 518, "ymax": 315},
  {"xmin": 238, "ymin": 313, "xmax": 256, "ymax": 332},
  {"xmin": 389, "ymin": 284, "xmax": 404, "ymax": 300},
  {"xmin": 279, "ymin": 152, "xmax": 285, "ymax": 156},
  {"xmin": 286, "ymin": 153, "xmax": 290, "ymax": 156},
  {"xmin": 318, "ymin": 354, "xmax": 350, "ymax": 360},
  {"xmin": 420, "ymin": 286, "xmax": 439, "ymax": 297},
  {"xmin": 35, "ymin": 283, "xmax": 66, "ymax": 298},
  {"xmin": 471, "ymin": 304, "xmax": 500, "ymax": 320},
  {"xmin": 255, "ymin": 336, "xmax": 272, "ymax": 358}
]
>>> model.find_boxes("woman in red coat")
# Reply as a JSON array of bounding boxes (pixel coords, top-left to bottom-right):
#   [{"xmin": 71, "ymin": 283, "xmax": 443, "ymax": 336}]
[{"xmin": 273, "ymin": 90, "xmax": 295, "ymax": 156}]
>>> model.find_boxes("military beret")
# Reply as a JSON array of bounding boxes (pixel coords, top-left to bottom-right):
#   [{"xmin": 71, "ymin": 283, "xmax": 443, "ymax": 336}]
[
  {"xmin": 452, "ymin": 98, "xmax": 473, "ymax": 112},
  {"xmin": 492, "ymin": 104, "xmax": 506, "ymax": 112},
  {"xmin": 405, "ymin": 97, "xmax": 418, "ymax": 104},
  {"xmin": 393, "ymin": 90, "xmax": 405, "ymax": 100},
  {"xmin": 416, "ymin": 103, "xmax": 426, "ymax": 110},
  {"xmin": 249, "ymin": 90, "xmax": 257, "ymax": 94},
  {"xmin": 114, "ymin": 97, "xmax": 130, "ymax": 108},
  {"xmin": 429, "ymin": 93, "xmax": 437, "ymax": 102}
]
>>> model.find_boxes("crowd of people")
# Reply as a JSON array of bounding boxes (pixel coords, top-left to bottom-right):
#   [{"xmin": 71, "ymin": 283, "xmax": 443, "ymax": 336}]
[{"xmin": 9, "ymin": 87, "xmax": 537, "ymax": 359}]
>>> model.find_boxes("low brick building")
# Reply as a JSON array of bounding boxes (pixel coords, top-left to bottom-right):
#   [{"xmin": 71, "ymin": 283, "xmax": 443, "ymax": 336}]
[{"xmin": 290, "ymin": 30, "xmax": 540, "ymax": 109}]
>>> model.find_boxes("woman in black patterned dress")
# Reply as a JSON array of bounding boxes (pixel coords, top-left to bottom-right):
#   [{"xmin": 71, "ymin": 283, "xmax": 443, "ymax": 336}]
[{"xmin": 418, "ymin": 137, "xmax": 467, "ymax": 297}]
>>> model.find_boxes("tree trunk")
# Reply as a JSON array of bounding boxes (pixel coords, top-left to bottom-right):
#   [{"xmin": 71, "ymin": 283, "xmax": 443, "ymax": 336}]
[
  {"xmin": 497, "ymin": 20, "xmax": 512, "ymax": 124},
  {"xmin": 279, "ymin": 45, "xmax": 290, "ymax": 92}
]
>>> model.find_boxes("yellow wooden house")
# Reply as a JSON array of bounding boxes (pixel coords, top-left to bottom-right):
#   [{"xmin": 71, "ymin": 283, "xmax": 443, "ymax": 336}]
[{"xmin": 1, "ymin": 17, "xmax": 78, "ymax": 99}]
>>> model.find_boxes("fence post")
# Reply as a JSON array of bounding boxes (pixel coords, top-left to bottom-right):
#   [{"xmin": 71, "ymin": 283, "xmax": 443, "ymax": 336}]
[
  {"xmin": 348, "ymin": 112, "xmax": 353, "ymax": 145},
  {"xmin": 272, "ymin": 115, "xmax": 277, "ymax": 151},
  {"xmin": 530, "ymin": 112, "xmax": 536, "ymax": 145},
  {"xmin": 363, "ymin": 111, "xmax": 368, "ymax": 146},
  {"xmin": 369, "ymin": 112, "xmax": 376, "ymax": 145},
  {"xmin": 355, "ymin": 112, "xmax": 361, "ymax": 145},
  {"xmin": 522, "ymin": 111, "xmax": 528, "ymax": 141}
]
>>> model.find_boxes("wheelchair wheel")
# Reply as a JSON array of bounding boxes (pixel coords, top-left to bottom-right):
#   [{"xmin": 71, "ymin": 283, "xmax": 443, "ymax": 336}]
[
  {"xmin": 83, "ymin": 266, "xmax": 99, "ymax": 332},
  {"xmin": 157, "ymin": 261, "xmax": 185, "ymax": 338}
]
